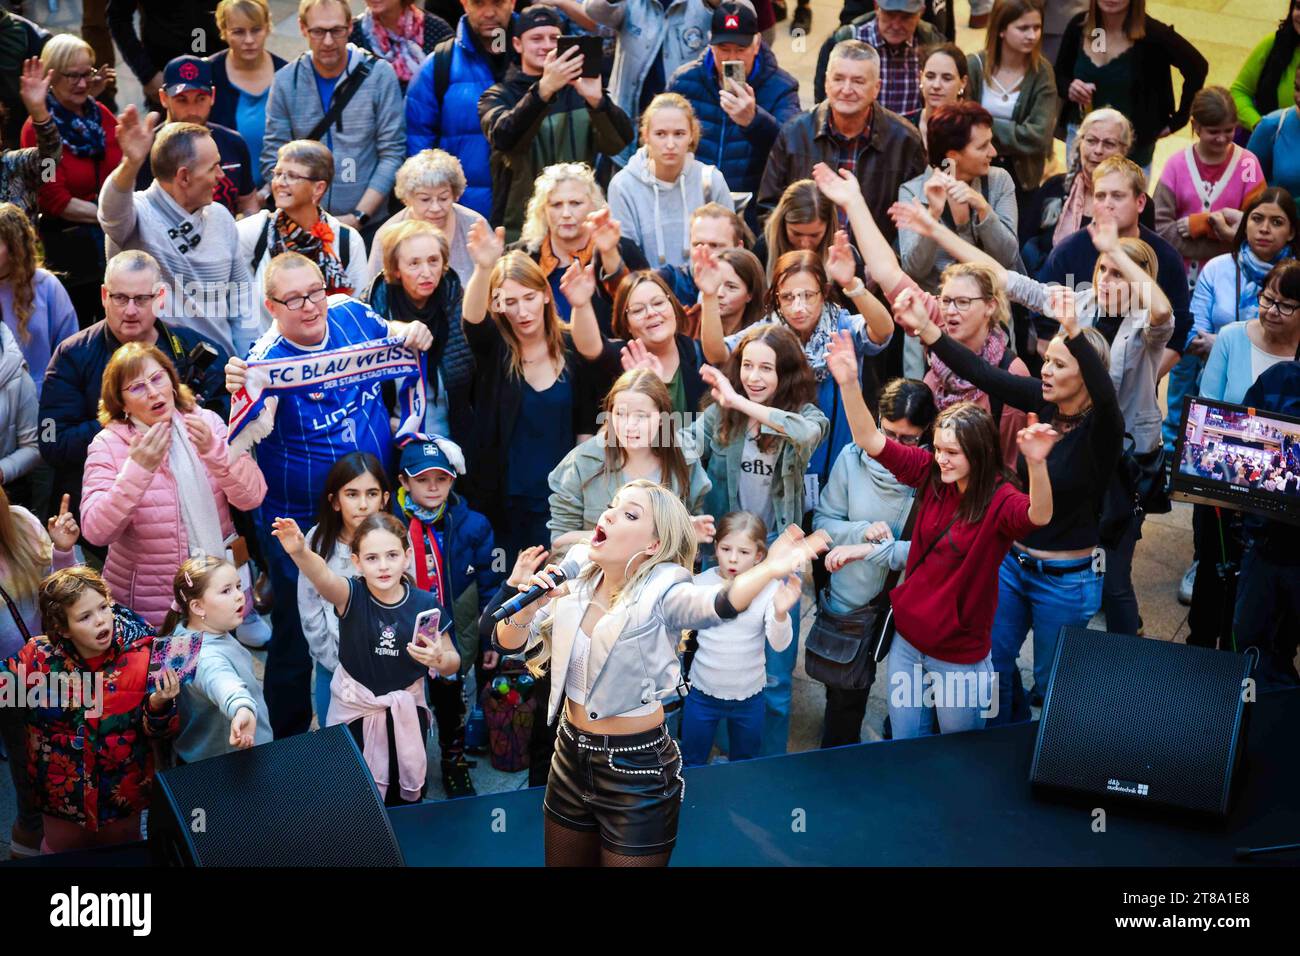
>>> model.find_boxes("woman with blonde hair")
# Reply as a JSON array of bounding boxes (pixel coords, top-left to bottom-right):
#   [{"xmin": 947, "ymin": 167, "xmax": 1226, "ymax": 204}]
[
  {"xmin": 608, "ymin": 93, "xmax": 734, "ymax": 270},
  {"xmin": 79, "ymin": 343, "xmax": 267, "ymax": 628},
  {"xmin": 460, "ymin": 221, "xmax": 602, "ymax": 562},
  {"xmin": 494, "ymin": 477, "xmax": 828, "ymax": 866},
  {"xmin": 364, "ymin": 218, "xmax": 474, "ymax": 449},
  {"xmin": 547, "ymin": 368, "xmax": 712, "ymax": 549},
  {"xmin": 210, "ymin": 0, "xmax": 287, "ymax": 189}
]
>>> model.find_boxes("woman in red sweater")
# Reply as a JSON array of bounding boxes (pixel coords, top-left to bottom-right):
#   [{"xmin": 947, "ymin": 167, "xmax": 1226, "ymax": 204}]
[
  {"xmin": 21, "ymin": 34, "xmax": 121, "ymax": 328},
  {"xmin": 826, "ymin": 326, "xmax": 1058, "ymax": 738}
]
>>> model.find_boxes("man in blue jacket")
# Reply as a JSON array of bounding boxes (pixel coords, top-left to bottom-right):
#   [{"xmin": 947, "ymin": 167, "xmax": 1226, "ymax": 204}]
[
  {"xmin": 668, "ymin": 2, "xmax": 800, "ymax": 232},
  {"xmin": 405, "ymin": 0, "xmax": 516, "ymax": 221}
]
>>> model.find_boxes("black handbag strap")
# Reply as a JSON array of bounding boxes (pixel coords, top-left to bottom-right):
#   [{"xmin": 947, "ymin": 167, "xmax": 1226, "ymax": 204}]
[
  {"xmin": 0, "ymin": 579, "xmax": 33, "ymax": 645},
  {"xmin": 874, "ymin": 492, "xmax": 923, "ymax": 601},
  {"xmin": 307, "ymin": 57, "xmax": 374, "ymax": 143},
  {"xmin": 901, "ymin": 500, "xmax": 961, "ymax": 580}
]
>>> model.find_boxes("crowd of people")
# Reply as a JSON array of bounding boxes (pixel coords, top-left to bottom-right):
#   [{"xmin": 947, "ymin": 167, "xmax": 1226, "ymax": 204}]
[{"xmin": 0, "ymin": 0, "xmax": 1297, "ymax": 867}]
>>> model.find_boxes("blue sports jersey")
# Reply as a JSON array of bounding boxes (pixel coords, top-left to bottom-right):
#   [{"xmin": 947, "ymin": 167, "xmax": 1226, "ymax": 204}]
[{"xmin": 250, "ymin": 296, "xmax": 395, "ymax": 522}]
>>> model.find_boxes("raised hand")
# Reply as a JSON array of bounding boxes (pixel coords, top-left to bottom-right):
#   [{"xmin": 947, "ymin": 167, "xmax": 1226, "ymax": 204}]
[
  {"xmin": 183, "ymin": 413, "xmax": 215, "ymax": 455},
  {"xmin": 574, "ymin": 74, "xmax": 603, "ymax": 107},
  {"xmin": 270, "ymin": 517, "xmax": 307, "ymax": 557},
  {"xmin": 825, "ymin": 229, "xmax": 858, "ymax": 288},
  {"xmin": 691, "ymin": 513, "xmax": 716, "ymax": 544},
  {"xmin": 691, "ymin": 242, "xmax": 725, "ymax": 296},
  {"xmin": 888, "ymin": 198, "xmax": 938, "ymax": 238},
  {"xmin": 115, "ymin": 104, "xmax": 160, "ymax": 167},
  {"xmin": 559, "ymin": 258, "xmax": 597, "ymax": 309},
  {"xmin": 1046, "ymin": 284, "xmax": 1079, "ymax": 338},
  {"xmin": 826, "ymin": 329, "xmax": 859, "ymax": 386},
  {"xmin": 1016, "ymin": 412, "xmax": 1060, "ymax": 465},
  {"xmin": 539, "ymin": 45, "xmax": 583, "ymax": 100},
  {"xmin": 700, "ymin": 363, "xmax": 740, "ymax": 408},
  {"xmin": 620, "ymin": 338, "xmax": 666, "ymax": 378},
  {"xmin": 46, "ymin": 494, "xmax": 79, "ymax": 551},
  {"xmin": 128, "ymin": 421, "xmax": 171, "ymax": 472},
  {"xmin": 19, "ymin": 57, "xmax": 53, "ymax": 122},
  {"xmin": 229, "ymin": 707, "xmax": 257, "ymax": 749},
  {"xmin": 586, "ymin": 207, "xmax": 621, "ymax": 257},
  {"xmin": 892, "ymin": 287, "xmax": 932, "ymax": 337},
  {"xmin": 771, "ymin": 573, "xmax": 801, "ymax": 617},
  {"xmin": 924, "ymin": 168, "xmax": 950, "ymax": 217},
  {"xmin": 719, "ymin": 78, "xmax": 757, "ymax": 127},
  {"xmin": 149, "ymin": 668, "xmax": 180, "ymax": 709},
  {"xmin": 811, "ymin": 162, "xmax": 864, "ymax": 208},
  {"xmin": 88, "ymin": 66, "xmax": 116, "ymax": 100},
  {"xmin": 1087, "ymin": 218, "xmax": 1120, "ymax": 255},
  {"xmin": 507, "ymin": 545, "xmax": 550, "ymax": 589},
  {"xmin": 466, "ymin": 219, "xmax": 506, "ymax": 269}
]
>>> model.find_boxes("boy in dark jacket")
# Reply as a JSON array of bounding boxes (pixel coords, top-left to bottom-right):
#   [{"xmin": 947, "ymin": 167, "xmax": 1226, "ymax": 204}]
[
  {"xmin": 478, "ymin": 4, "xmax": 633, "ymax": 241},
  {"xmin": 396, "ymin": 435, "xmax": 503, "ymax": 798}
]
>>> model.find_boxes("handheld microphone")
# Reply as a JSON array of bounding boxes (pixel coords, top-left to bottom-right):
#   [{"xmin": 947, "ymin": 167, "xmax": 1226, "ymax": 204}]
[{"xmin": 491, "ymin": 557, "xmax": 581, "ymax": 622}]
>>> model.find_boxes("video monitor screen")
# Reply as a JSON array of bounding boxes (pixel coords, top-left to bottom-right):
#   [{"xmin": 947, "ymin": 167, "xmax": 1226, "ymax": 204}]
[{"xmin": 1172, "ymin": 396, "xmax": 1300, "ymax": 525}]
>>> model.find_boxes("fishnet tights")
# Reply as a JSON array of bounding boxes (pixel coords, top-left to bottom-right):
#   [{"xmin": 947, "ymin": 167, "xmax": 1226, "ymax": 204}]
[{"xmin": 544, "ymin": 818, "xmax": 672, "ymax": 867}]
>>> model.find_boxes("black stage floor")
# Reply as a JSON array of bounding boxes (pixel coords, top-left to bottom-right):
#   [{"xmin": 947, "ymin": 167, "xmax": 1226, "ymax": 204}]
[{"xmin": 389, "ymin": 689, "xmax": 1300, "ymax": 866}]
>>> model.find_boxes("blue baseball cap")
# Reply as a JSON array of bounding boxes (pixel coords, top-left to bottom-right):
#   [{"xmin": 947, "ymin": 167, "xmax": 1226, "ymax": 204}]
[
  {"xmin": 163, "ymin": 56, "xmax": 213, "ymax": 97},
  {"xmin": 399, "ymin": 437, "xmax": 459, "ymax": 478}
]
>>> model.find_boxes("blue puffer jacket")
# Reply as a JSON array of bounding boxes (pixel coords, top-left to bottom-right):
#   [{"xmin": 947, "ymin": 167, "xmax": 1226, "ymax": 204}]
[
  {"xmin": 404, "ymin": 17, "xmax": 511, "ymax": 221},
  {"xmin": 667, "ymin": 45, "xmax": 801, "ymax": 199}
]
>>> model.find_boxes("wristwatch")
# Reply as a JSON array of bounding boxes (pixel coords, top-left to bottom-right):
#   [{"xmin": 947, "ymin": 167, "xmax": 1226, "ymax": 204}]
[
  {"xmin": 842, "ymin": 279, "xmax": 867, "ymax": 298},
  {"xmin": 352, "ymin": 208, "xmax": 371, "ymax": 227}
]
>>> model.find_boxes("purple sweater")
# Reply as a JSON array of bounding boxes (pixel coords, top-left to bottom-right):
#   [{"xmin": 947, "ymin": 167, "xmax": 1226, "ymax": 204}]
[{"xmin": 0, "ymin": 269, "xmax": 78, "ymax": 399}]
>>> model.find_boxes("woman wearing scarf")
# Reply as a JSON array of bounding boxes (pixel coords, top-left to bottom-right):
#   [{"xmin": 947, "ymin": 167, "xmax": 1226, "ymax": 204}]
[
  {"xmin": 22, "ymin": 35, "xmax": 119, "ymax": 329},
  {"xmin": 1230, "ymin": 0, "xmax": 1300, "ymax": 135},
  {"xmin": 350, "ymin": 0, "xmax": 453, "ymax": 93},
  {"xmin": 79, "ymin": 343, "xmax": 267, "ymax": 629},
  {"xmin": 365, "ymin": 219, "xmax": 475, "ymax": 453},
  {"xmin": 238, "ymin": 139, "xmax": 369, "ymax": 339}
]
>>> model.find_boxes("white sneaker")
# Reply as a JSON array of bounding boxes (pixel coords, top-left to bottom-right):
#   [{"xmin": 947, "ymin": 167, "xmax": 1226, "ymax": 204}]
[
  {"xmin": 236, "ymin": 610, "xmax": 273, "ymax": 648},
  {"xmin": 1177, "ymin": 561, "xmax": 1197, "ymax": 606}
]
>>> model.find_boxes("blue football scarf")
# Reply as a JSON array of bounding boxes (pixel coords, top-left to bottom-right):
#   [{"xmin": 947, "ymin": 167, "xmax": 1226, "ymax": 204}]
[{"xmin": 228, "ymin": 335, "xmax": 426, "ymax": 452}]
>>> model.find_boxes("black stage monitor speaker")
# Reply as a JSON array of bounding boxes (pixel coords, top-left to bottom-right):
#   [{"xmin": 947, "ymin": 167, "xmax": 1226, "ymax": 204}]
[
  {"xmin": 1030, "ymin": 628, "xmax": 1252, "ymax": 817},
  {"xmin": 149, "ymin": 725, "xmax": 405, "ymax": 866}
]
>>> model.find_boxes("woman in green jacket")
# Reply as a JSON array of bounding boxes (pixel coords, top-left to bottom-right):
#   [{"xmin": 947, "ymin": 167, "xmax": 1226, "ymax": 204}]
[{"xmin": 1231, "ymin": 0, "xmax": 1300, "ymax": 133}]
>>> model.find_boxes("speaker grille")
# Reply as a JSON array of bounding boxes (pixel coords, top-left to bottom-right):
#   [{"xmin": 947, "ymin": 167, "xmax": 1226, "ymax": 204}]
[
  {"xmin": 155, "ymin": 726, "xmax": 404, "ymax": 866},
  {"xmin": 1031, "ymin": 628, "xmax": 1249, "ymax": 815}
]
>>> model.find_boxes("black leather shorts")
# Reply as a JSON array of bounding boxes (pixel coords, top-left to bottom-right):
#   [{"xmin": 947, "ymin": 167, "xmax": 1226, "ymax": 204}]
[{"xmin": 542, "ymin": 708, "xmax": 685, "ymax": 856}]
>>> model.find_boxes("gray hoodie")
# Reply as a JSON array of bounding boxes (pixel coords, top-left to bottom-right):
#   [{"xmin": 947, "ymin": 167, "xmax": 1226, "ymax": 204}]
[
  {"xmin": 607, "ymin": 147, "xmax": 733, "ymax": 270},
  {"xmin": 0, "ymin": 323, "xmax": 38, "ymax": 485},
  {"xmin": 176, "ymin": 626, "xmax": 273, "ymax": 763}
]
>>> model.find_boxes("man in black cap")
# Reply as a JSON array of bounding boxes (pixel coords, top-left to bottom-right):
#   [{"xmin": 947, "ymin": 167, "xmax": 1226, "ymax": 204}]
[
  {"xmin": 479, "ymin": 3, "xmax": 633, "ymax": 242},
  {"xmin": 135, "ymin": 55, "xmax": 259, "ymax": 217},
  {"xmin": 668, "ymin": 2, "xmax": 800, "ymax": 231}
]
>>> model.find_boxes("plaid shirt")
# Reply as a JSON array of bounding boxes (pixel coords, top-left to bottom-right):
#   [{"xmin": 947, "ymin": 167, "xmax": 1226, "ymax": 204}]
[
  {"xmin": 822, "ymin": 107, "xmax": 875, "ymax": 224},
  {"xmin": 861, "ymin": 19, "xmax": 923, "ymax": 122}
]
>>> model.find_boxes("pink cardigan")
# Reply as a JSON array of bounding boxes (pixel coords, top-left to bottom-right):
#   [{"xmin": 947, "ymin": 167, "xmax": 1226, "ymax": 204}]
[
  {"xmin": 1153, "ymin": 144, "xmax": 1266, "ymax": 274},
  {"xmin": 80, "ymin": 409, "xmax": 267, "ymax": 627}
]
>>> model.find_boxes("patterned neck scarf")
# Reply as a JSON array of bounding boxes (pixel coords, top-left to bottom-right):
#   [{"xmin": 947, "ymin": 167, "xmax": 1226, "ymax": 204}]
[
  {"xmin": 47, "ymin": 92, "xmax": 105, "ymax": 159},
  {"xmin": 929, "ymin": 325, "xmax": 1009, "ymax": 410},
  {"xmin": 361, "ymin": 7, "xmax": 426, "ymax": 85},
  {"xmin": 778, "ymin": 303, "xmax": 847, "ymax": 382},
  {"xmin": 1054, "ymin": 165, "xmax": 1093, "ymax": 246},
  {"xmin": 271, "ymin": 209, "xmax": 352, "ymax": 294}
]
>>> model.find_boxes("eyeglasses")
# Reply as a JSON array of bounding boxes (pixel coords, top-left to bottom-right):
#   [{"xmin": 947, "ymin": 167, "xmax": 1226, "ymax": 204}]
[
  {"xmin": 306, "ymin": 26, "xmax": 350, "ymax": 40},
  {"xmin": 778, "ymin": 290, "xmax": 822, "ymax": 307},
  {"xmin": 1081, "ymin": 135, "xmax": 1123, "ymax": 152},
  {"xmin": 938, "ymin": 295, "xmax": 988, "ymax": 312},
  {"xmin": 1259, "ymin": 291, "xmax": 1299, "ymax": 316},
  {"xmin": 626, "ymin": 296, "xmax": 673, "ymax": 322},
  {"xmin": 107, "ymin": 292, "xmax": 157, "ymax": 309},
  {"xmin": 881, "ymin": 426, "xmax": 922, "ymax": 447},
  {"xmin": 269, "ymin": 287, "xmax": 328, "ymax": 310},
  {"xmin": 124, "ymin": 370, "xmax": 171, "ymax": 400},
  {"xmin": 61, "ymin": 69, "xmax": 96, "ymax": 84},
  {"xmin": 270, "ymin": 169, "xmax": 315, "ymax": 185}
]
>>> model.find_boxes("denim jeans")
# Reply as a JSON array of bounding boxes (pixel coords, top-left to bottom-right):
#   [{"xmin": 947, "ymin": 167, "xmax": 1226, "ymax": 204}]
[
  {"xmin": 1231, "ymin": 546, "xmax": 1300, "ymax": 692},
  {"xmin": 258, "ymin": 519, "xmax": 313, "ymax": 738},
  {"xmin": 886, "ymin": 633, "xmax": 995, "ymax": 738},
  {"xmin": 679, "ymin": 689, "xmax": 764, "ymax": 766},
  {"xmin": 1102, "ymin": 513, "xmax": 1143, "ymax": 636},
  {"xmin": 314, "ymin": 661, "xmax": 334, "ymax": 729},
  {"xmin": 988, "ymin": 550, "xmax": 1103, "ymax": 725},
  {"xmin": 1161, "ymin": 352, "xmax": 1203, "ymax": 454}
]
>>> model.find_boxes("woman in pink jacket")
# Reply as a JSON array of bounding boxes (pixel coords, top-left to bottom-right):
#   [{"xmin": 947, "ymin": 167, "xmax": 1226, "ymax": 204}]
[{"xmin": 80, "ymin": 343, "xmax": 267, "ymax": 628}]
